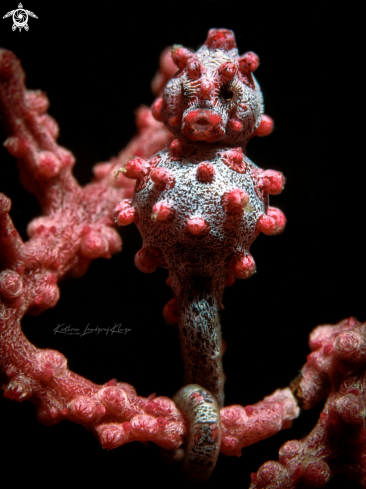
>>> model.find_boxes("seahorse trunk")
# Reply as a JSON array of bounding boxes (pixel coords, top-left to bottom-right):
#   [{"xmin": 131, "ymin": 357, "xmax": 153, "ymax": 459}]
[{"xmin": 170, "ymin": 271, "xmax": 226, "ymax": 408}]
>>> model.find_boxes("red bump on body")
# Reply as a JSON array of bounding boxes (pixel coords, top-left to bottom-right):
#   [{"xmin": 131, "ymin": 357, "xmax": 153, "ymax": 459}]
[
  {"xmin": 258, "ymin": 169, "xmax": 285, "ymax": 195},
  {"xmin": 123, "ymin": 158, "xmax": 149, "ymax": 180},
  {"xmin": 196, "ymin": 162, "xmax": 215, "ymax": 183},
  {"xmin": 200, "ymin": 78, "xmax": 212, "ymax": 98},
  {"xmin": 187, "ymin": 58, "xmax": 202, "ymax": 79},
  {"xmin": 256, "ymin": 207, "xmax": 286, "ymax": 235},
  {"xmin": 187, "ymin": 217, "xmax": 210, "ymax": 236},
  {"xmin": 204, "ymin": 29, "xmax": 236, "ymax": 51},
  {"xmin": 218, "ymin": 62, "xmax": 236, "ymax": 83},
  {"xmin": 171, "ymin": 45, "xmax": 191, "ymax": 69},
  {"xmin": 169, "ymin": 115, "xmax": 180, "ymax": 126},
  {"xmin": 169, "ymin": 139, "xmax": 184, "ymax": 160},
  {"xmin": 238, "ymin": 51, "xmax": 259, "ymax": 74},
  {"xmin": 229, "ymin": 253, "xmax": 256, "ymax": 279},
  {"xmin": 221, "ymin": 188, "xmax": 249, "ymax": 214},
  {"xmin": 134, "ymin": 246, "xmax": 164, "ymax": 273},
  {"xmin": 151, "ymin": 167, "xmax": 175, "ymax": 190},
  {"xmin": 220, "ymin": 149, "xmax": 246, "ymax": 173},
  {"xmin": 254, "ymin": 114, "xmax": 274, "ymax": 137},
  {"xmin": 227, "ymin": 119, "xmax": 243, "ymax": 132},
  {"xmin": 115, "ymin": 199, "xmax": 137, "ymax": 226},
  {"xmin": 117, "ymin": 206, "xmax": 137, "ymax": 226},
  {"xmin": 151, "ymin": 201, "xmax": 175, "ymax": 221}
]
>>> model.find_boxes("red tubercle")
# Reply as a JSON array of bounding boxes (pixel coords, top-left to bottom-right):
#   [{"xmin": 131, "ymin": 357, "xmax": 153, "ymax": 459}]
[
  {"xmin": 200, "ymin": 78, "xmax": 212, "ymax": 98},
  {"xmin": 186, "ymin": 217, "xmax": 210, "ymax": 236},
  {"xmin": 238, "ymin": 51, "xmax": 259, "ymax": 74},
  {"xmin": 151, "ymin": 201, "xmax": 175, "ymax": 221},
  {"xmin": 151, "ymin": 167, "xmax": 175, "ymax": 190},
  {"xmin": 163, "ymin": 298, "xmax": 178, "ymax": 325},
  {"xmin": 219, "ymin": 149, "xmax": 247, "ymax": 173},
  {"xmin": 116, "ymin": 206, "xmax": 137, "ymax": 226},
  {"xmin": 258, "ymin": 169, "xmax": 285, "ymax": 195},
  {"xmin": 204, "ymin": 29, "xmax": 236, "ymax": 51},
  {"xmin": 122, "ymin": 158, "xmax": 149, "ymax": 180},
  {"xmin": 151, "ymin": 97, "xmax": 163, "ymax": 122},
  {"xmin": 256, "ymin": 207, "xmax": 286, "ymax": 235},
  {"xmin": 187, "ymin": 58, "xmax": 202, "ymax": 79},
  {"xmin": 171, "ymin": 45, "xmax": 191, "ymax": 69},
  {"xmin": 169, "ymin": 115, "xmax": 181, "ymax": 127},
  {"xmin": 253, "ymin": 114, "xmax": 274, "ymax": 137},
  {"xmin": 169, "ymin": 139, "xmax": 184, "ymax": 160},
  {"xmin": 135, "ymin": 246, "xmax": 165, "ymax": 273},
  {"xmin": 196, "ymin": 162, "xmax": 215, "ymax": 183},
  {"xmin": 221, "ymin": 188, "xmax": 249, "ymax": 215},
  {"xmin": 229, "ymin": 253, "xmax": 256, "ymax": 279},
  {"xmin": 166, "ymin": 276, "xmax": 171, "ymax": 287},
  {"xmin": 227, "ymin": 119, "xmax": 243, "ymax": 132},
  {"xmin": 217, "ymin": 62, "xmax": 236, "ymax": 83}
]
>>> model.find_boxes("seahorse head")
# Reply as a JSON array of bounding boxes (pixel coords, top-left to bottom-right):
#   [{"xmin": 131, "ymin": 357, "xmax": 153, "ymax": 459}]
[{"xmin": 155, "ymin": 28, "xmax": 264, "ymax": 146}]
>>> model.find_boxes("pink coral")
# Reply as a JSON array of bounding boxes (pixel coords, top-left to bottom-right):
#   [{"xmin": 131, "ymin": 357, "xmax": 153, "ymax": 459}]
[{"xmin": 250, "ymin": 318, "xmax": 366, "ymax": 488}]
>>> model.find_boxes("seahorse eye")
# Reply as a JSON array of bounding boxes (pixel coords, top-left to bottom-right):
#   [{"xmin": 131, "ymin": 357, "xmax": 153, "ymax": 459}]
[{"xmin": 221, "ymin": 89, "xmax": 234, "ymax": 102}]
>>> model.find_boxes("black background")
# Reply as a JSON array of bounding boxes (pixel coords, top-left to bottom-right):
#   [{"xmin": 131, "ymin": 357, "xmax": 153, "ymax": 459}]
[{"xmin": 0, "ymin": 2, "xmax": 364, "ymax": 488}]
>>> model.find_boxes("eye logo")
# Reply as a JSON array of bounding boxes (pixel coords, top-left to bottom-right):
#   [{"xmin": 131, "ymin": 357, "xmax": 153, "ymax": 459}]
[{"xmin": 3, "ymin": 3, "xmax": 38, "ymax": 31}]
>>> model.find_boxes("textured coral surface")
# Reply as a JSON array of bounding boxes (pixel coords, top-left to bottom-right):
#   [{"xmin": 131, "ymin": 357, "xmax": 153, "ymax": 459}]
[{"xmin": 250, "ymin": 318, "xmax": 366, "ymax": 488}]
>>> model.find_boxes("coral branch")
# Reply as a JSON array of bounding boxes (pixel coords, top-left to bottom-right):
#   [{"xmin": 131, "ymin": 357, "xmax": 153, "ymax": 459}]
[{"xmin": 250, "ymin": 318, "xmax": 366, "ymax": 488}]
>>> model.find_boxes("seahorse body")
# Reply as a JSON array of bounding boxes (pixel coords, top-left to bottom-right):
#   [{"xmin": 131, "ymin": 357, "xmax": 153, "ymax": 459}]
[{"xmin": 116, "ymin": 28, "xmax": 285, "ymax": 407}]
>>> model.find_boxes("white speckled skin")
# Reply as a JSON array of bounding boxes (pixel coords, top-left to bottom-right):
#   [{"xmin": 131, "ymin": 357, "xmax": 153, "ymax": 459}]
[
  {"xmin": 134, "ymin": 149, "xmax": 265, "ymax": 274},
  {"xmin": 131, "ymin": 29, "xmax": 277, "ymax": 407},
  {"xmin": 162, "ymin": 44, "xmax": 263, "ymax": 146}
]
